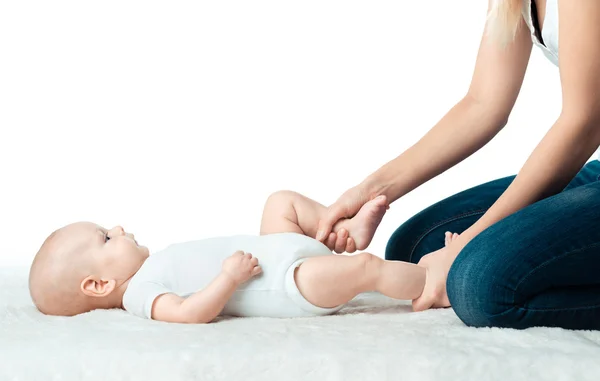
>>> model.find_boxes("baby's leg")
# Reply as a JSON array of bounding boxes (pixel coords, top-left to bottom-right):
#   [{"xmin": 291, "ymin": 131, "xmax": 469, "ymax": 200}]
[
  {"xmin": 260, "ymin": 190, "xmax": 328, "ymax": 236},
  {"xmin": 294, "ymin": 252, "xmax": 426, "ymax": 308},
  {"xmin": 260, "ymin": 190, "xmax": 386, "ymax": 251}
]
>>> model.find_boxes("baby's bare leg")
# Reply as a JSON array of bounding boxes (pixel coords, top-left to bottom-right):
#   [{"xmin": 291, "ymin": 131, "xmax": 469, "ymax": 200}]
[
  {"xmin": 260, "ymin": 190, "xmax": 386, "ymax": 252},
  {"xmin": 260, "ymin": 190, "xmax": 322, "ymax": 235},
  {"xmin": 260, "ymin": 190, "xmax": 352, "ymax": 248},
  {"xmin": 294, "ymin": 252, "xmax": 426, "ymax": 308}
]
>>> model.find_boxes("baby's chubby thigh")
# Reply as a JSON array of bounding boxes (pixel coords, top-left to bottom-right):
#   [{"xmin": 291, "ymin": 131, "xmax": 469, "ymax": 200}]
[{"xmin": 221, "ymin": 233, "xmax": 333, "ymax": 318}]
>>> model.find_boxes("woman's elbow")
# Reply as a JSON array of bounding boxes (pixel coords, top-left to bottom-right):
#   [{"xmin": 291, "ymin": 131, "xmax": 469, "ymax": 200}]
[{"xmin": 463, "ymin": 93, "xmax": 511, "ymax": 129}]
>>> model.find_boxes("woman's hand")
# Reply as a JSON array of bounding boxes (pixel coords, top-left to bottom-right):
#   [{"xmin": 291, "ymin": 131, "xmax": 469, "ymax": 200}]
[
  {"xmin": 412, "ymin": 232, "xmax": 461, "ymax": 312},
  {"xmin": 316, "ymin": 184, "xmax": 386, "ymax": 253}
]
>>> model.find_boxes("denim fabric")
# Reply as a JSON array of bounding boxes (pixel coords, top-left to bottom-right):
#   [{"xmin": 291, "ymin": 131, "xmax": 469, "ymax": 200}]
[{"xmin": 385, "ymin": 160, "xmax": 600, "ymax": 330}]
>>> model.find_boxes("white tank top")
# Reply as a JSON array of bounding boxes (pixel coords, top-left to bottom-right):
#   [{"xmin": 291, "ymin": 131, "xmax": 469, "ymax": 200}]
[
  {"xmin": 522, "ymin": 0, "xmax": 600, "ymax": 161},
  {"xmin": 522, "ymin": 0, "xmax": 559, "ymax": 65}
]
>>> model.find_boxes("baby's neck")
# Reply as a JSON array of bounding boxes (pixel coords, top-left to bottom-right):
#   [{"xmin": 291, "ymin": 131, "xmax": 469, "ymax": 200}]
[
  {"xmin": 91, "ymin": 277, "xmax": 134, "ymax": 311},
  {"xmin": 100, "ymin": 263, "xmax": 144, "ymax": 311},
  {"xmin": 115, "ymin": 277, "xmax": 134, "ymax": 310}
]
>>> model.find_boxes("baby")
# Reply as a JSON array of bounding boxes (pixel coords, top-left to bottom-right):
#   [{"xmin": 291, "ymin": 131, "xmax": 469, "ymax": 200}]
[{"xmin": 29, "ymin": 190, "xmax": 428, "ymax": 323}]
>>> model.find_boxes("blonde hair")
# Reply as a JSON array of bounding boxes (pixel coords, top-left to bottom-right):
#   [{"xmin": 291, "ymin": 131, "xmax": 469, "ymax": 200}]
[{"xmin": 486, "ymin": 0, "xmax": 524, "ymax": 46}]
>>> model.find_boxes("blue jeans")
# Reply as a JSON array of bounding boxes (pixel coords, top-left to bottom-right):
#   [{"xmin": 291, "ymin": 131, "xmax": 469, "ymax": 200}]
[{"xmin": 385, "ymin": 160, "xmax": 600, "ymax": 330}]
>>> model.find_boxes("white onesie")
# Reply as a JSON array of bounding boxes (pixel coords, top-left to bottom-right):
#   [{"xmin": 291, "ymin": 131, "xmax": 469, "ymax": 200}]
[{"xmin": 122, "ymin": 232, "xmax": 344, "ymax": 319}]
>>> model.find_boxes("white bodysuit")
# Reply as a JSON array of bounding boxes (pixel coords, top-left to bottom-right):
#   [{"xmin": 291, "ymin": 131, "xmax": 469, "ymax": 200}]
[{"xmin": 122, "ymin": 232, "xmax": 344, "ymax": 320}]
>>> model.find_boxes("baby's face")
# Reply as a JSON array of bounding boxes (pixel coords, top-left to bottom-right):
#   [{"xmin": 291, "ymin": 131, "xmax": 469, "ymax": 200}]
[
  {"xmin": 29, "ymin": 221, "xmax": 151, "ymax": 316},
  {"xmin": 68, "ymin": 221, "xmax": 150, "ymax": 281}
]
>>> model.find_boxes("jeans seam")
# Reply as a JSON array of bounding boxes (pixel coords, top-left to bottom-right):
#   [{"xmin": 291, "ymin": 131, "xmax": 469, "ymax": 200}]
[
  {"xmin": 512, "ymin": 241, "xmax": 600, "ymax": 308},
  {"xmin": 408, "ymin": 208, "xmax": 487, "ymax": 263},
  {"xmin": 517, "ymin": 303, "xmax": 600, "ymax": 312},
  {"xmin": 470, "ymin": 301, "xmax": 600, "ymax": 324}
]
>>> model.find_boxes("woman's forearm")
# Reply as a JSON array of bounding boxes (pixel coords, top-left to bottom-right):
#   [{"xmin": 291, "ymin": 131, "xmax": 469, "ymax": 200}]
[
  {"xmin": 362, "ymin": 95, "xmax": 509, "ymax": 203},
  {"xmin": 450, "ymin": 115, "xmax": 600, "ymax": 253}
]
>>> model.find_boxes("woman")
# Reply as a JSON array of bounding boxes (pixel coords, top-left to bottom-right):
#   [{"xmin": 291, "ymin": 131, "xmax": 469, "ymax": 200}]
[{"xmin": 315, "ymin": 0, "xmax": 600, "ymax": 330}]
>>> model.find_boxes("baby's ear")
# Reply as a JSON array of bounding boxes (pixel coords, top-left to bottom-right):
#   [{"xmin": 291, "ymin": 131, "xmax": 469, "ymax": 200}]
[{"xmin": 80, "ymin": 276, "xmax": 117, "ymax": 298}]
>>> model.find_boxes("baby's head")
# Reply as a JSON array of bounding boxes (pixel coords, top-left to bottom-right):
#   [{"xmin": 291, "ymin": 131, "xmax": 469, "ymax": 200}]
[{"xmin": 29, "ymin": 221, "xmax": 149, "ymax": 316}]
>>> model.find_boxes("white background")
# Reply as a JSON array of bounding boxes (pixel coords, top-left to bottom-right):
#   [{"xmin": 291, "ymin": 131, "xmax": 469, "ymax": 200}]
[{"xmin": 0, "ymin": 0, "xmax": 568, "ymax": 267}]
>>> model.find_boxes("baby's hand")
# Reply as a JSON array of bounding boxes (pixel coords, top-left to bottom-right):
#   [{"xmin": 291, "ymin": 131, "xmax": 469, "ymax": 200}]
[{"xmin": 222, "ymin": 250, "xmax": 262, "ymax": 285}]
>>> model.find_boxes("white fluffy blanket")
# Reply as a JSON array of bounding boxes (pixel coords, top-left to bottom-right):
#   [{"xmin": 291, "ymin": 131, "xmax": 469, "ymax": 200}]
[{"xmin": 2, "ymin": 266, "xmax": 599, "ymax": 381}]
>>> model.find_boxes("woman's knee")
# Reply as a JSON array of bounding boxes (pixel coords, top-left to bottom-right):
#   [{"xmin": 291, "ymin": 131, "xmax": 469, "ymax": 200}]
[
  {"xmin": 385, "ymin": 220, "xmax": 420, "ymax": 263},
  {"xmin": 385, "ymin": 204, "xmax": 456, "ymax": 263},
  {"xmin": 385, "ymin": 175, "xmax": 515, "ymax": 264},
  {"xmin": 385, "ymin": 209, "xmax": 485, "ymax": 264},
  {"xmin": 446, "ymin": 234, "xmax": 518, "ymax": 328}
]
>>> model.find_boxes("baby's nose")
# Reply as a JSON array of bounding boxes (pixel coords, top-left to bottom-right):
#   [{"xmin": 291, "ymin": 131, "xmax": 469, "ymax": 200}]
[{"xmin": 111, "ymin": 226, "xmax": 125, "ymax": 235}]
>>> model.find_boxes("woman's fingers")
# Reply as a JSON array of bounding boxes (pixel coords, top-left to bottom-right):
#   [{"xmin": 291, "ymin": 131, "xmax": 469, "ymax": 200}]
[
  {"xmin": 325, "ymin": 232, "xmax": 338, "ymax": 251},
  {"xmin": 346, "ymin": 237, "xmax": 356, "ymax": 253},
  {"xmin": 412, "ymin": 293, "xmax": 435, "ymax": 312},
  {"xmin": 334, "ymin": 228, "xmax": 348, "ymax": 253},
  {"xmin": 316, "ymin": 204, "xmax": 346, "ymax": 242}
]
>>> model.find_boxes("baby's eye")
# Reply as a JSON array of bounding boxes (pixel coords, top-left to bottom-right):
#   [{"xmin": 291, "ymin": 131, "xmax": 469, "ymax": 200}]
[{"xmin": 105, "ymin": 233, "xmax": 111, "ymax": 242}]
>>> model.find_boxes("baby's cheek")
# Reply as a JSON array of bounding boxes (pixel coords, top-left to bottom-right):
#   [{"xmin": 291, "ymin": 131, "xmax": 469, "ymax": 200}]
[
  {"xmin": 93, "ymin": 254, "xmax": 113, "ymax": 273},
  {"xmin": 114, "ymin": 241, "xmax": 132, "ymax": 255}
]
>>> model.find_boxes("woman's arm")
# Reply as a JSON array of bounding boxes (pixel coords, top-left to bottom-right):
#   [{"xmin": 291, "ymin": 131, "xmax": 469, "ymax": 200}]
[
  {"xmin": 450, "ymin": 0, "xmax": 600, "ymax": 253},
  {"xmin": 364, "ymin": 0, "xmax": 533, "ymax": 203},
  {"xmin": 413, "ymin": 0, "xmax": 600, "ymax": 312},
  {"xmin": 316, "ymin": 1, "xmax": 534, "ymax": 248}
]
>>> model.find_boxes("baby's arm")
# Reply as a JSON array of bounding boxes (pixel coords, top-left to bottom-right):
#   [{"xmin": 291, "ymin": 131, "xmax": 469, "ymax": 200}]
[{"xmin": 151, "ymin": 251, "xmax": 262, "ymax": 324}]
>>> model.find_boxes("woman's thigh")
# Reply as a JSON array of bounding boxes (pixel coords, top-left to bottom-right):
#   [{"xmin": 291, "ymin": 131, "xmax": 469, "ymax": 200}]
[
  {"xmin": 446, "ymin": 179, "xmax": 600, "ymax": 330},
  {"xmin": 385, "ymin": 160, "xmax": 600, "ymax": 264}
]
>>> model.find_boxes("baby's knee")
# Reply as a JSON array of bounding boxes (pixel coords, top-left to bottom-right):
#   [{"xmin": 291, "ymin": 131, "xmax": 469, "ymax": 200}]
[
  {"xmin": 265, "ymin": 190, "xmax": 298, "ymax": 207},
  {"xmin": 354, "ymin": 251, "xmax": 376, "ymax": 263},
  {"xmin": 353, "ymin": 252, "xmax": 379, "ymax": 275}
]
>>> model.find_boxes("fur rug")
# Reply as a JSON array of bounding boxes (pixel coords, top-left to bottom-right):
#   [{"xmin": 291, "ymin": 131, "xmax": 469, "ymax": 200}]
[{"xmin": 2, "ymin": 266, "xmax": 599, "ymax": 381}]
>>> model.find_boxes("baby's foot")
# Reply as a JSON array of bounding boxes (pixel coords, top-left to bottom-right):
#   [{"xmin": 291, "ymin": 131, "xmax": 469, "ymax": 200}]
[
  {"xmin": 444, "ymin": 231, "xmax": 460, "ymax": 247},
  {"xmin": 344, "ymin": 195, "xmax": 388, "ymax": 250}
]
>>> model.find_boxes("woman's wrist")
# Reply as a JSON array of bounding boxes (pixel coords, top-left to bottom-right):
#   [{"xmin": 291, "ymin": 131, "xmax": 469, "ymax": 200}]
[
  {"xmin": 361, "ymin": 151, "xmax": 419, "ymax": 203},
  {"xmin": 361, "ymin": 175, "xmax": 389, "ymax": 200}
]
